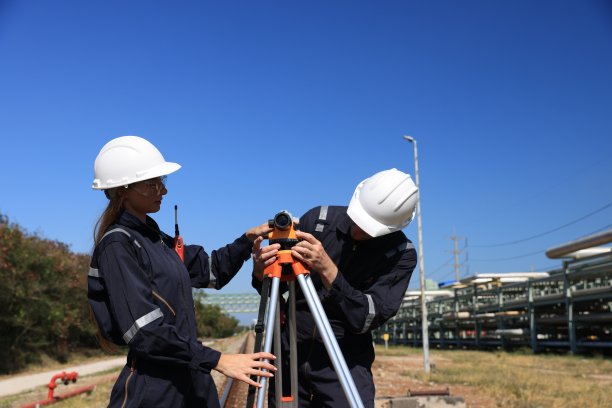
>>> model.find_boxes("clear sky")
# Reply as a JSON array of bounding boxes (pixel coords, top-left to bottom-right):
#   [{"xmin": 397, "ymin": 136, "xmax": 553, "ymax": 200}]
[{"xmin": 1, "ymin": 0, "xmax": 611, "ymax": 297}]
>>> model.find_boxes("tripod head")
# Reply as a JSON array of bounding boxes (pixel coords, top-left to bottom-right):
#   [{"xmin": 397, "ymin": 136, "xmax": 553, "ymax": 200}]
[
  {"xmin": 267, "ymin": 210, "xmax": 299, "ymax": 250},
  {"xmin": 264, "ymin": 211, "xmax": 308, "ymax": 280}
]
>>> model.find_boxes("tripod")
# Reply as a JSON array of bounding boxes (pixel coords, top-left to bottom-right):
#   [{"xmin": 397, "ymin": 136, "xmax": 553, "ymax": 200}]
[{"xmin": 247, "ymin": 249, "xmax": 365, "ymax": 408}]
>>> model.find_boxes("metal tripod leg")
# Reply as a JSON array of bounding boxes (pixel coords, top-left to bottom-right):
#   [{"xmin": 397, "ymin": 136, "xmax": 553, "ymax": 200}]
[
  {"xmin": 287, "ymin": 281, "xmax": 298, "ymax": 405},
  {"xmin": 272, "ymin": 281, "xmax": 298, "ymax": 408},
  {"xmin": 296, "ymin": 274, "xmax": 365, "ymax": 408},
  {"xmin": 256, "ymin": 279, "xmax": 299, "ymax": 408},
  {"xmin": 247, "ymin": 278, "xmax": 272, "ymax": 408},
  {"xmin": 273, "ymin": 300, "xmax": 283, "ymax": 406},
  {"xmin": 256, "ymin": 276, "xmax": 280, "ymax": 408}
]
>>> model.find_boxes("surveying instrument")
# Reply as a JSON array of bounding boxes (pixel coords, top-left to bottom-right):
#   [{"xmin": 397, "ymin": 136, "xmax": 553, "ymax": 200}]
[{"xmin": 246, "ymin": 211, "xmax": 364, "ymax": 408}]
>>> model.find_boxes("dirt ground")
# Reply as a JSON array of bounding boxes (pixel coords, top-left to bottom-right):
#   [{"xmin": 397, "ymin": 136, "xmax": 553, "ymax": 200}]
[
  {"xmin": 213, "ymin": 334, "xmax": 494, "ymax": 407},
  {"xmin": 372, "ymin": 354, "xmax": 495, "ymax": 408},
  {"xmin": 2, "ymin": 335, "xmax": 494, "ymax": 408}
]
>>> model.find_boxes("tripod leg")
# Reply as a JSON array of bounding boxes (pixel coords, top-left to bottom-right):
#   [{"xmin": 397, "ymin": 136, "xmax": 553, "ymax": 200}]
[
  {"xmin": 247, "ymin": 277, "xmax": 271, "ymax": 408},
  {"xmin": 287, "ymin": 281, "xmax": 298, "ymax": 407},
  {"xmin": 296, "ymin": 274, "xmax": 365, "ymax": 408},
  {"xmin": 256, "ymin": 276, "xmax": 281, "ymax": 408},
  {"xmin": 273, "ymin": 295, "xmax": 283, "ymax": 407}
]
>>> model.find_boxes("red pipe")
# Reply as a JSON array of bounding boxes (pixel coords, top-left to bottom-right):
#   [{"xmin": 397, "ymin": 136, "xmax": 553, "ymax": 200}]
[
  {"xmin": 46, "ymin": 371, "xmax": 78, "ymax": 399},
  {"xmin": 20, "ymin": 371, "xmax": 95, "ymax": 408}
]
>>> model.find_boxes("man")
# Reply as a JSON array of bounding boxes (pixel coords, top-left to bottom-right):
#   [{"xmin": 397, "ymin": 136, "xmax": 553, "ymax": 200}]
[{"xmin": 253, "ymin": 168, "xmax": 418, "ymax": 407}]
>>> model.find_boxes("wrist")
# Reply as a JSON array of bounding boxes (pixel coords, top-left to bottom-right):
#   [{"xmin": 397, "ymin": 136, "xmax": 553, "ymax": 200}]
[{"xmin": 321, "ymin": 262, "xmax": 338, "ymax": 290}]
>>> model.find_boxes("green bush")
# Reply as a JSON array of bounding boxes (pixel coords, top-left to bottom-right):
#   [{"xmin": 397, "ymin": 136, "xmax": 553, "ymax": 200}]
[
  {"xmin": 0, "ymin": 215, "xmax": 95, "ymax": 373},
  {"xmin": 193, "ymin": 291, "xmax": 239, "ymax": 339},
  {"xmin": 0, "ymin": 214, "xmax": 241, "ymax": 374}
]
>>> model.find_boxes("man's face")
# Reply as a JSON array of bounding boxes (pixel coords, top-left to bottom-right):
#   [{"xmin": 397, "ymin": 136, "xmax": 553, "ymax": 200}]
[{"xmin": 350, "ymin": 224, "xmax": 373, "ymax": 241}]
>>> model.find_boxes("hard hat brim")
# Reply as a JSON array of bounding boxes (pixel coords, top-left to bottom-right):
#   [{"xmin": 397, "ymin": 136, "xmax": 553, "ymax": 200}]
[
  {"xmin": 92, "ymin": 161, "xmax": 181, "ymax": 190},
  {"xmin": 347, "ymin": 198, "xmax": 393, "ymax": 238}
]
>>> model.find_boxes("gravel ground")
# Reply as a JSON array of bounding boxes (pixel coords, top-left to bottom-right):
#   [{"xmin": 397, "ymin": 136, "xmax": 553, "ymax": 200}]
[
  {"xmin": 215, "ymin": 334, "xmax": 494, "ymax": 408},
  {"xmin": 1, "ymin": 334, "xmax": 493, "ymax": 408}
]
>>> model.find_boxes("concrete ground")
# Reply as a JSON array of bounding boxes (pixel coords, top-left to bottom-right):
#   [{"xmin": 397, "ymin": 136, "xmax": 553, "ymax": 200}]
[{"xmin": 0, "ymin": 357, "xmax": 125, "ymax": 398}]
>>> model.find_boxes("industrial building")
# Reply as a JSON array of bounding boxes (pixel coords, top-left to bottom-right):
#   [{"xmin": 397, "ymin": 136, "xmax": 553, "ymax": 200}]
[{"xmin": 375, "ymin": 230, "xmax": 612, "ymax": 354}]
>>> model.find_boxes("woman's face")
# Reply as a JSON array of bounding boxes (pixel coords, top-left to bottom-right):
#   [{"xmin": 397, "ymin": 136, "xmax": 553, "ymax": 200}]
[{"xmin": 123, "ymin": 176, "xmax": 167, "ymax": 220}]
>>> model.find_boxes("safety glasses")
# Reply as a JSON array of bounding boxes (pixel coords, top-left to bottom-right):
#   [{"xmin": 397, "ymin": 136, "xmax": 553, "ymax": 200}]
[{"xmin": 129, "ymin": 176, "xmax": 168, "ymax": 197}]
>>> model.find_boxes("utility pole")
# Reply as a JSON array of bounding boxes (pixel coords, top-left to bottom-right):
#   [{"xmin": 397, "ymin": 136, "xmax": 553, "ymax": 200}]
[
  {"xmin": 448, "ymin": 231, "xmax": 468, "ymax": 282},
  {"xmin": 403, "ymin": 135, "xmax": 430, "ymax": 374}
]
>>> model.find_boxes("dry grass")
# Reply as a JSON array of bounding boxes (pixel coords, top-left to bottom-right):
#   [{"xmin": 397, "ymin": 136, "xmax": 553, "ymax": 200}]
[
  {"xmin": 0, "ymin": 336, "xmax": 242, "ymax": 408},
  {"xmin": 3, "ymin": 343, "xmax": 611, "ymax": 408},
  {"xmin": 377, "ymin": 345, "xmax": 612, "ymax": 408}
]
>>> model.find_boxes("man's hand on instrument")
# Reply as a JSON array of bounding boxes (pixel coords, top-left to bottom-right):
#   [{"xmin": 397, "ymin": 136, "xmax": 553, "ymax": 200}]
[{"xmin": 292, "ymin": 230, "xmax": 338, "ymax": 289}]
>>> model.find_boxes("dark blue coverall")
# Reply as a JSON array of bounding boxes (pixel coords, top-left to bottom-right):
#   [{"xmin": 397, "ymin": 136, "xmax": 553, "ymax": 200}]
[
  {"xmin": 88, "ymin": 211, "xmax": 252, "ymax": 407},
  {"xmin": 259, "ymin": 206, "xmax": 417, "ymax": 407}
]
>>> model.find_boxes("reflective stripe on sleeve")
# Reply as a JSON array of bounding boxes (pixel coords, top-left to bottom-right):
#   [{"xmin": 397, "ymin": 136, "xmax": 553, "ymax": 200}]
[
  {"xmin": 385, "ymin": 242, "xmax": 416, "ymax": 258},
  {"xmin": 360, "ymin": 294, "xmax": 376, "ymax": 333},
  {"xmin": 102, "ymin": 228, "xmax": 131, "ymax": 240},
  {"xmin": 315, "ymin": 206, "xmax": 329, "ymax": 232},
  {"xmin": 88, "ymin": 267, "xmax": 100, "ymax": 278},
  {"xmin": 207, "ymin": 256, "xmax": 217, "ymax": 288},
  {"xmin": 123, "ymin": 308, "xmax": 163, "ymax": 344}
]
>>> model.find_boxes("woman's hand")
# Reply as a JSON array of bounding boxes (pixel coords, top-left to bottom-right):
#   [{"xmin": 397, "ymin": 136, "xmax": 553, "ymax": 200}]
[
  {"xmin": 214, "ymin": 352, "xmax": 276, "ymax": 387},
  {"xmin": 292, "ymin": 230, "xmax": 338, "ymax": 289},
  {"xmin": 251, "ymin": 236, "xmax": 280, "ymax": 282},
  {"xmin": 246, "ymin": 223, "xmax": 272, "ymax": 243}
]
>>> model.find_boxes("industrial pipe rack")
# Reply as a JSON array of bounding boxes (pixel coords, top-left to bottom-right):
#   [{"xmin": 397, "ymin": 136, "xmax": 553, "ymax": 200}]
[{"xmin": 375, "ymin": 250, "xmax": 612, "ymax": 354}]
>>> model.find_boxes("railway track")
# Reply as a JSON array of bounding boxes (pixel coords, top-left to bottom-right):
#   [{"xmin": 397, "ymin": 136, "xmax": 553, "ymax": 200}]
[{"xmin": 219, "ymin": 331, "xmax": 257, "ymax": 408}]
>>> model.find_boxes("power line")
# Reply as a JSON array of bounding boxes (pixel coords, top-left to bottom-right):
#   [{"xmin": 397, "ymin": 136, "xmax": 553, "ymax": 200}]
[
  {"xmin": 428, "ymin": 255, "xmax": 455, "ymax": 276},
  {"xmin": 471, "ymin": 249, "xmax": 544, "ymax": 262},
  {"xmin": 471, "ymin": 200, "xmax": 612, "ymax": 248},
  {"xmin": 575, "ymin": 223, "xmax": 612, "ymax": 239},
  {"xmin": 470, "ymin": 223, "xmax": 612, "ymax": 263}
]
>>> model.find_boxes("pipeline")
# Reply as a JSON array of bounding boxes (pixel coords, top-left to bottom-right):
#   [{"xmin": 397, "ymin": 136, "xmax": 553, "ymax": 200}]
[{"xmin": 20, "ymin": 371, "xmax": 95, "ymax": 408}]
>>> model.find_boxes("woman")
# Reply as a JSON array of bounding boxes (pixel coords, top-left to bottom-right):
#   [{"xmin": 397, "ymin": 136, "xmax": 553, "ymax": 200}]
[{"xmin": 88, "ymin": 136, "xmax": 275, "ymax": 407}]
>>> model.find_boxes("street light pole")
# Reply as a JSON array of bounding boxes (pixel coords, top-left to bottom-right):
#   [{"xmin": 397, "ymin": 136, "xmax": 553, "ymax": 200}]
[{"xmin": 403, "ymin": 135, "xmax": 430, "ymax": 373}]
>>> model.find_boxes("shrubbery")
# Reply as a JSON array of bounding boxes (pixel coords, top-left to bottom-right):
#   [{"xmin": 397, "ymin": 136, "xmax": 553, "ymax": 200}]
[
  {"xmin": 0, "ymin": 215, "xmax": 95, "ymax": 373},
  {"xmin": 0, "ymin": 214, "xmax": 239, "ymax": 374}
]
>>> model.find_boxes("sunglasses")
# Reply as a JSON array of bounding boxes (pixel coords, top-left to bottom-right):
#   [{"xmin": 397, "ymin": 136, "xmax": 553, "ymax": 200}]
[{"xmin": 129, "ymin": 176, "xmax": 168, "ymax": 197}]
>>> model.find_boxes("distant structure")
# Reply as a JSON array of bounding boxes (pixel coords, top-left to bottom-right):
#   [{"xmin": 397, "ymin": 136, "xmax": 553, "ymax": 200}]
[
  {"xmin": 200, "ymin": 293, "xmax": 261, "ymax": 314},
  {"xmin": 374, "ymin": 229, "xmax": 612, "ymax": 354}
]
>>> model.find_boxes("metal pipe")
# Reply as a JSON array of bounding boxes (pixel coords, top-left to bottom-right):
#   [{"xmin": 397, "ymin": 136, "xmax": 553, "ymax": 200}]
[{"xmin": 546, "ymin": 228, "xmax": 612, "ymax": 259}]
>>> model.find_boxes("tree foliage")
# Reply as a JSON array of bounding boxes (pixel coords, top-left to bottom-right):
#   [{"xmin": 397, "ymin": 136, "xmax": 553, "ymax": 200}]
[
  {"xmin": 0, "ymin": 215, "xmax": 95, "ymax": 373},
  {"xmin": 193, "ymin": 291, "xmax": 239, "ymax": 339},
  {"xmin": 0, "ymin": 214, "xmax": 241, "ymax": 374}
]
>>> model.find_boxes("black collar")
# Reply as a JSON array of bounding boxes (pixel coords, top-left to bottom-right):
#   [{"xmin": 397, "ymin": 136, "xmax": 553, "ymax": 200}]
[
  {"xmin": 117, "ymin": 210, "xmax": 163, "ymax": 242},
  {"xmin": 337, "ymin": 212, "xmax": 354, "ymax": 237}
]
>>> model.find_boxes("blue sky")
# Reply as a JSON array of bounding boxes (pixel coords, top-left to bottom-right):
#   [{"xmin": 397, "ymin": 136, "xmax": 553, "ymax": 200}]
[{"xmin": 1, "ymin": 0, "xmax": 611, "ymax": 297}]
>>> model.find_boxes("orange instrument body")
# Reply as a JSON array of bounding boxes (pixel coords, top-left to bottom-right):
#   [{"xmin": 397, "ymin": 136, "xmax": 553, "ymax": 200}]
[{"xmin": 264, "ymin": 211, "xmax": 308, "ymax": 280}]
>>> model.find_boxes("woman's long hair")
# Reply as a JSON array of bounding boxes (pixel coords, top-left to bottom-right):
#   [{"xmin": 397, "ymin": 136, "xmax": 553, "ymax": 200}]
[
  {"xmin": 93, "ymin": 187, "xmax": 127, "ymax": 245},
  {"xmin": 91, "ymin": 187, "xmax": 127, "ymax": 352}
]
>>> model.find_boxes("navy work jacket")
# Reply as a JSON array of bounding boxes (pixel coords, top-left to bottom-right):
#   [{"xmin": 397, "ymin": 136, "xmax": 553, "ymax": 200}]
[
  {"xmin": 88, "ymin": 211, "xmax": 252, "ymax": 405},
  {"xmin": 291, "ymin": 206, "xmax": 417, "ymax": 360}
]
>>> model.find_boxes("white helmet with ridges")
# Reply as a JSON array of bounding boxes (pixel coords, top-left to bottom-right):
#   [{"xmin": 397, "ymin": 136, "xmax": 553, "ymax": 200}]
[
  {"xmin": 92, "ymin": 136, "xmax": 181, "ymax": 190},
  {"xmin": 347, "ymin": 168, "xmax": 418, "ymax": 238}
]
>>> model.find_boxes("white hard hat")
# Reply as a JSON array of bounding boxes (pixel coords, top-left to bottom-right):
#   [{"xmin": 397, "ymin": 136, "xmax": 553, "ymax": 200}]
[
  {"xmin": 92, "ymin": 136, "xmax": 181, "ymax": 189},
  {"xmin": 347, "ymin": 168, "xmax": 418, "ymax": 238}
]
